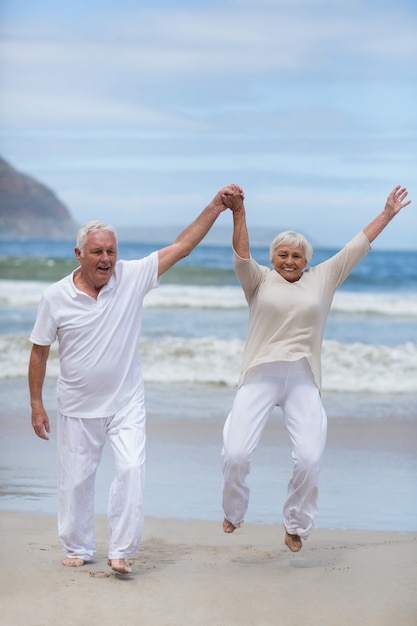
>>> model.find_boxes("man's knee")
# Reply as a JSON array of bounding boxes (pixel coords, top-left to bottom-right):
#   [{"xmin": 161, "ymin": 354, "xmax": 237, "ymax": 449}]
[
  {"xmin": 117, "ymin": 456, "xmax": 144, "ymax": 478},
  {"xmin": 294, "ymin": 446, "xmax": 323, "ymax": 473}
]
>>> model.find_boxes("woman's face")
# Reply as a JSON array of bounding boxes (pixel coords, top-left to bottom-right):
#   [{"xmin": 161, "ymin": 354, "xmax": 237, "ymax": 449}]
[{"xmin": 272, "ymin": 244, "xmax": 308, "ymax": 282}]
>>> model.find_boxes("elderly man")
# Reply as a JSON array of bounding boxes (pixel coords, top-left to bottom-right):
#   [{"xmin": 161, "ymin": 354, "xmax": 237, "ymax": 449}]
[{"xmin": 29, "ymin": 184, "xmax": 243, "ymax": 574}]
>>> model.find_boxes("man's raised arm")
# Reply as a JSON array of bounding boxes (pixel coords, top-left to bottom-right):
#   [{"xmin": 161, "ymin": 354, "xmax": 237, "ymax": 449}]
[{"xmin": 157, "ymin": 184, "xmax": 244, "ymax": 277}]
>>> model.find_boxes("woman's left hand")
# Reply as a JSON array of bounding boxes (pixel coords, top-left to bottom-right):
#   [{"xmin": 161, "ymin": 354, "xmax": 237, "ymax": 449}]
[{"xmin": 384, "ymin": 185, "xmax": 411, "ymax": 218}]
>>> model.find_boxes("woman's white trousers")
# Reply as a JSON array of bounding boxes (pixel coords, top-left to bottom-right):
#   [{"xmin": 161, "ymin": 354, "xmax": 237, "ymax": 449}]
[
  {"xmin": 222, "ymin": 359, "xmax": 327, "ymax": 538},
  {"xmin": 57, "ymin": 398, "xmax": 146, "ymax": 561}
]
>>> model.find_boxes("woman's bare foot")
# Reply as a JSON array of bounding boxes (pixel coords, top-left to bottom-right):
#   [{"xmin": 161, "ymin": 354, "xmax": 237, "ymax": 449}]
[
  {"xmin": 285, "ymin": 532, "xmax": 302, "ymax": 552},
  {"xmin": 107, "ymin": 558, "xmax": 132, "ymax": 574},
  {"xmin": 223, "ymin": 518, "xmax": 237, "ymax": 534},
  {"xmin": 62, "ymin": 557, "xmax": 85, "ymax": 567}
]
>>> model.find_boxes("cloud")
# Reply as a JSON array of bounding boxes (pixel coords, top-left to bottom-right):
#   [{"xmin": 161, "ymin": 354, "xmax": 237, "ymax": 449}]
[
  {"xmin": 2, "ymin": 1, "xmax": 416, "ymax": 118},
  {"xmin": 0, "ymin": 0, "xmax": 415, "ymax": 248}
]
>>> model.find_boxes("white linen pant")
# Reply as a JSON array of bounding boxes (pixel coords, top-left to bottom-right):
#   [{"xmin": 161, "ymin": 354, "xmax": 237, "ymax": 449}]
[
  {"xmin": 56, "ymin": 398, "xmax": 146, "ymax": 561},
  {"xmin": 222, "ymin": 359, "xmax": 327, "ymax": 538}
]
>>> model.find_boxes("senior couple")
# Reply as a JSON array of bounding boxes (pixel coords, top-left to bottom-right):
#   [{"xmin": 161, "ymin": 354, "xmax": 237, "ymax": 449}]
[{"xmin": 29, "ymin": 183, "xmax": 410, "ymax": 572}]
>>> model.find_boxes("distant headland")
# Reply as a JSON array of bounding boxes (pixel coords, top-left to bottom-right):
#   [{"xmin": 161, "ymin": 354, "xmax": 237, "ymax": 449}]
[{"xmin": 0, "ymin": 156, "xmax": 79, "ymax": 240}]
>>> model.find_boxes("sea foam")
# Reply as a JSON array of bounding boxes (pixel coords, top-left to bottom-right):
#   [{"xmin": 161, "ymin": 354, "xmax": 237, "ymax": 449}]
[
  {"xmin": 2, "ymin": 334, "xmax": 416, "ymax": 393},
  {"xmin": 2, "ymin": 280, "xmax": 417, "ymax": 317}
]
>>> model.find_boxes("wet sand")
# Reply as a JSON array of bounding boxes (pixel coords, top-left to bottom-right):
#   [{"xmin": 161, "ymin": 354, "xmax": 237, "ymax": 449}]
[{"xmin": 1, "ymin": 512, "xmax": 416, "ymax": 626}]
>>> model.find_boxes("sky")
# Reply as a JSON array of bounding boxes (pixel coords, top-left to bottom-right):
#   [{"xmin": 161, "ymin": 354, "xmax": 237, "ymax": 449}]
[{"xmin": 0, "ymin": 0, "xmax": 416, "ymax": 249}]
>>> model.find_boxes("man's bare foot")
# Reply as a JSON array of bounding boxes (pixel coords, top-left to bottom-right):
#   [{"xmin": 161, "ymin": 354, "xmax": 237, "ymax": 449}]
[
  {"xmin": 285, "ymin": 532, "xmax": 302, "ymax": 552},
  {"xmin": 107, "ymin": 558, "xmax": 132, "ymax": 574},
  {"xmin": 223, "ymin": 518, "xmax": 237, "ymax": 534},
  {"xmin": 62, "ymin": 557, "xmax": 85, "ymax": 567}
]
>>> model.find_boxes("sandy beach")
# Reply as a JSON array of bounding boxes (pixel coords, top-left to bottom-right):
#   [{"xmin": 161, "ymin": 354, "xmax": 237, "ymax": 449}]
[
  {"xmin": 1, "ymin": 512, "xmax": 416, "ymax": 626},
  {"xmin": 1, "ymin": 379, "xmax": 417, "ymax": 625}
]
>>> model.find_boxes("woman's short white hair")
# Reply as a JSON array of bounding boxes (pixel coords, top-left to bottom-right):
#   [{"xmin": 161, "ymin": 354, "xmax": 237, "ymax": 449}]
[
  {"xmin": 76, "ymin": 221, "xmax": 118, "ymax": 256},
  {"xmin": 269, "ymin": 230, "xmax": 313, "ymax": 264}
]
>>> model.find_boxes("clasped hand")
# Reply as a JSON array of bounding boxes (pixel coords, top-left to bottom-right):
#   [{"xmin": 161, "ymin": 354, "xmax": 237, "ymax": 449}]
[{"xmin": 222, "ymin": 184, "xmax": 245, "ymax": 211}]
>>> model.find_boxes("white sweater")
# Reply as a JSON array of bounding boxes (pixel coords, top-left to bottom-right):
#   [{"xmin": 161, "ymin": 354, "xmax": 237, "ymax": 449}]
[{"xmin": 234, "ymin": 231, "xmax": 371, "ymax": 391}]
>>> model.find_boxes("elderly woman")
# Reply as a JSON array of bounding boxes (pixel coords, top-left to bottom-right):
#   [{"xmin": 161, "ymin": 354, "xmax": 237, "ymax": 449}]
[{"xmin": 221, "ymin": 186, "xmax": 411, "ymax": 552}]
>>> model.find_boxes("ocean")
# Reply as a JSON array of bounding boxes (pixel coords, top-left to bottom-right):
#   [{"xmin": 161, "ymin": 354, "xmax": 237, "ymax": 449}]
[{"xmin": 0, "ymin": 238, "xmax": 416, "ymax": 531}]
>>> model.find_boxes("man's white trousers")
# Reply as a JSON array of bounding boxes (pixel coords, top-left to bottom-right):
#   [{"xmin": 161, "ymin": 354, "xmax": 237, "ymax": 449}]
[
  {"xmin": 222, "ymin": 359, "xmax": 327, "ymax": 538},
  {"xmin": 57, "ymin": 398, "xmax": 146, "ymax": 561}
]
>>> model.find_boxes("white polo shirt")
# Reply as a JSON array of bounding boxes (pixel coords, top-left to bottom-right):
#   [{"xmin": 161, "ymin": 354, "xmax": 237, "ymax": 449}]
[{"xmin": 30, "ymin": 253, "xmax": 159, "ymax": 418}]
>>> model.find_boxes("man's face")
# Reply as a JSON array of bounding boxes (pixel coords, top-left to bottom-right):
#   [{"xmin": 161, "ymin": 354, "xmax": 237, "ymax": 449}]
[{"xmin": 75, "ymin": 230, "xmax": 117, "ymax": 291}]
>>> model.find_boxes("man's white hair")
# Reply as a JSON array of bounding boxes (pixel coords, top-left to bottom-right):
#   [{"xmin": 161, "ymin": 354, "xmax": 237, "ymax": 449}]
[{"xmin": 76, "ymin": 221, "xmax": 118, "ymax": 256}]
